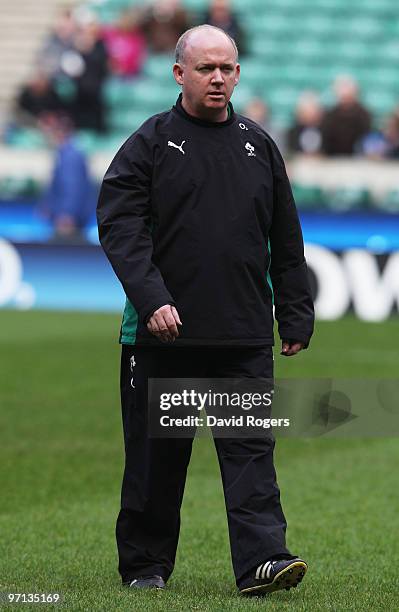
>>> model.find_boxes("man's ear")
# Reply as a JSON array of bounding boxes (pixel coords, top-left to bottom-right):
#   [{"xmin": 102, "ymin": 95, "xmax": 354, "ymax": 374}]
[
  {"xmin": 234, "ymin": 63, "xmax": 241, "ymax": 87},
  {"xmin": 173, "ymin": 63, "xmax": 184, "ymax": 86}
]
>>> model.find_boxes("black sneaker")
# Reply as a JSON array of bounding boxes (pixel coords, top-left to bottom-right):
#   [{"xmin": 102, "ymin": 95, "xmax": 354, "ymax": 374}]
[
  {"xmin": 239, "ymin": 558, "xmax": 307, "ymax": 596},
  {"xmin": 124, "ymin": 575, "xmax": 165, "ymax": 590}
]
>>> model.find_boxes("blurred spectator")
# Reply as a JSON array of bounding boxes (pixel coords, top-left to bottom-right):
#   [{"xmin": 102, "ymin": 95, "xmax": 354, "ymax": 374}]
[
  {"xmin": 243, "ymin": 97, "xmax": 284, "ymax": 151},
  {"xmin": 203, "ymin": 0, "xmax": 246, "ymax": 54},
  {"xmin": 287, "ymin": 92, "xmax": 323, "ymax": 155},
  {"xmin": 70, "ymin": 9, "xmax": 109, "ymax": 132},
  {"xmin": 142, "ymin": 0, "xmax": 191, "ymax": 53},
  {"xmin": 15, "ymin": 70, "xmax": 65, "ymax": 127},
  {"xmin": 38, "ymin": 9, "xmax": 77, "ymax": 78},
  {"xmin": 321, "ymin": 75, "xmax": 372, "ymax": 156},
  {"xmin": 39, "ymin": 114, "xmax": 96, "ymax": 241},
  {"xmin": 382, "ymin": 109, "xmax": 399, "ymax": 158},
  {"xmin": 102, "ymin": 9, "xmax": 147, "ymax": 78},
  {"xmin": 361, "ymin": 108, "xmax": 399, "ymax": 159}
]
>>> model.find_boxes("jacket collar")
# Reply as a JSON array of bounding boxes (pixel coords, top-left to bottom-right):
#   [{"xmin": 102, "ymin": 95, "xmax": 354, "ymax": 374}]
[{"xmin": 173, "ymin": 93, "xmax": 235, "ymax": 128}]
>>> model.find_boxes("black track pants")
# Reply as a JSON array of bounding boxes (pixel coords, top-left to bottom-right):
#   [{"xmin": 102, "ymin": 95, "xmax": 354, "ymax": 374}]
[{"xmin": 116, "ymin": 345, "xmax": 293, "ymax": 585}]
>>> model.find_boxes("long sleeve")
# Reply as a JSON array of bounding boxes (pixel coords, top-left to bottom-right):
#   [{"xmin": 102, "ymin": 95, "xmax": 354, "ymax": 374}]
[
  {"xmin": 268, "ymin": 141, "xmax": 314, "ymax": 347},
  {"xmin": 97, "ymin": 133, "xmax": 175, "ymax": 324}
]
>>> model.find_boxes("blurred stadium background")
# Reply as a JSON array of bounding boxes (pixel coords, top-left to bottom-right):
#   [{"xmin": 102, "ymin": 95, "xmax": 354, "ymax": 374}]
[
  {"xmin": 1, "ymin": 0, "xmax": 399, "ymax": 316},
  {"xmin": 1, "ymin": 0, "xmax": 398, "ymax": 610}
]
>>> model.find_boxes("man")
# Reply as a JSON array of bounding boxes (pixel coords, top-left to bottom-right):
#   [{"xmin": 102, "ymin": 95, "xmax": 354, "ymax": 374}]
[
  {"xmin": 321, "ymin": 75, "xmax": 372, "ymax": 156},
  {"xmin": 97, "ymin": 25, "xmax": 314, "ymax": 596},
  {"xmin": 40, "ymin": 114, "xmax": 95, "ymax": 240}
]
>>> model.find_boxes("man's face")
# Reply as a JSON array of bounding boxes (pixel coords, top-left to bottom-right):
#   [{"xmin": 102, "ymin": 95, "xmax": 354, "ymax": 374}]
[{"xmin": 173, "ymin": 30, "xmax": 240, "ymax": 121}]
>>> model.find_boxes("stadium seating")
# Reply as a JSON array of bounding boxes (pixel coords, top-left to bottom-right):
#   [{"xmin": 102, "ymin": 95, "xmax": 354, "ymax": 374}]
[
  {"xmin": 0, "ymin": 0, "xmax": 76, "ymax": 128},
  {"xmin": 81, "ymin": 0, "xmax": 399, "ymax": 142},
  {"xmin": 3, "ymin": 0, "xmax": 399, "ymax": 212},
  {"xmin": 6, "ymin": 0, "xmax": 399, "ymax": 143}
]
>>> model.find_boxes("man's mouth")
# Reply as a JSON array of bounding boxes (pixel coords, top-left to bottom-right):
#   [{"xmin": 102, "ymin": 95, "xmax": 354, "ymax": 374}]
[{"xmin": 208, "ymin": 92, "xmax": 225, "ymax": 98}]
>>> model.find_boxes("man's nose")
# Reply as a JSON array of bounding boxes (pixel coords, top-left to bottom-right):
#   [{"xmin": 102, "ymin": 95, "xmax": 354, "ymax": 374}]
[{"xmin": 211, "ymin": 68, "xmax": 224, "ymax": 83}]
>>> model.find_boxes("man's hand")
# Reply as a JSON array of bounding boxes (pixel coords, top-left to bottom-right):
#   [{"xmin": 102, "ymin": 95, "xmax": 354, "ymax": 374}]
[
  {"xmin": 147, "ymin": 305, "xmax": 182, "ymax": 343},
  {"xmin": 281, "ymin": 340, "xmax": 305, "ymax": 356}
]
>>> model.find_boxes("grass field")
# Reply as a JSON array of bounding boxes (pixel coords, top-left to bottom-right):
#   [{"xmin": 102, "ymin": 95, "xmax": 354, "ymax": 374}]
[{"xmin": 1, "ymin": 311, "xmax": 398, "ymax": 611}]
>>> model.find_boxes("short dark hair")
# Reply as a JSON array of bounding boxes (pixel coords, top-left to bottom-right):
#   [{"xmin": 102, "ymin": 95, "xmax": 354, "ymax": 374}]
[{"xmin": 175, "ymin": 25, "xmax": 238, "ymax": 65}]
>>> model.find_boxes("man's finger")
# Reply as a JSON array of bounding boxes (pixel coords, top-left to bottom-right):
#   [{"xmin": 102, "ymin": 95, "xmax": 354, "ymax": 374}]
[
  {"xmin": 151, "ymin": 321, "xmax": 169, "ymax": 342},
  {"xmin": 281, "ymin": 342, "xmax": 304, "ymax": 356},
  {"xmin": 147, "ymin": 317, "xmax": 171, "ymax": 342},
  {"xmin": 147, "ymin": 319, "xmax": 155, "ymax": 333},
  {"xmin": 162, "ymin": 309, "xmax": 179, "ymax": 338},
  {"xmin": 291, "ymin": 342, "xmax": 303, "ymax": 353},
  {"xmin": 153, "ymin": 311, "xmax": 169, "ymax": 333},
  {"xmin": 154, "ymin": 310, "xmax": 178, "ymax": 339},
  {"xmin": 153, "ymin": 312, "xmax": 174, "ymax": 342},
  {"xmin": 147, "ymin": 317, "xmax": 160, "ymax": 333},
  {"xmin": 171, "ymin": 306, "xmax": 182, "ymax": 326}
]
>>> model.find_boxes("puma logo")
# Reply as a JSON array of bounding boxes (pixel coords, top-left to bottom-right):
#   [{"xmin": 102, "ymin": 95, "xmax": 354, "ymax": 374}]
[{"xmin": 168, "ymin": 140, "xmax": 186, "ymax": 155}]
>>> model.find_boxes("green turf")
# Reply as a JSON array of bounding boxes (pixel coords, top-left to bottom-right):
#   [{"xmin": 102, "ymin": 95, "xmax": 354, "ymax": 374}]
[{"xmin": 0, "ymin": 311, "xmax": 398, "ymax": 611}]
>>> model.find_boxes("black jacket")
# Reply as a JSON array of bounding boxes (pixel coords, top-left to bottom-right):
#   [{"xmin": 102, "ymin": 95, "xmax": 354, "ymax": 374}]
[{"xmin": 97, "ymin": 95, "xmax": 314, "ymax": 347}]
